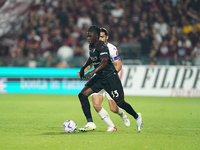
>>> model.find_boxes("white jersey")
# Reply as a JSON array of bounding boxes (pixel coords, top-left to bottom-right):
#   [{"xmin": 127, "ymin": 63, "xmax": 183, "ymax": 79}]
[
  {"xmin": 107, "ymin": 42, "xmax": 122, "ymax": 76},
  {"xmin": 91, "ymin": 42, "xmax": 121, "ymax": 100},
  {"xmin": 107, "ymin": 42, "xmax": 120, "ymax": 62}
]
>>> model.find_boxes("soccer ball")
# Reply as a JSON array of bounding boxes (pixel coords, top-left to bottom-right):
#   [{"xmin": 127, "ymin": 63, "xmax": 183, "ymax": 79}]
[{"xmin": 62, "ymin": 120, "xmax": 77, "ymax": 133}]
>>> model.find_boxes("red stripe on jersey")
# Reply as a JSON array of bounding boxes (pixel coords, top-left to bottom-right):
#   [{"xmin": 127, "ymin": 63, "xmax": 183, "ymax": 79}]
[
  {"xmin": 116, "ymin": 99, "xmax": 124, "ymax": 104},
  {"xmin": 94, "ymin": 40, "xmax": 100, "ymax": 46},
  {"xmin": 101, "ymin": 45, "xmax": 104, "ymax": 49}
]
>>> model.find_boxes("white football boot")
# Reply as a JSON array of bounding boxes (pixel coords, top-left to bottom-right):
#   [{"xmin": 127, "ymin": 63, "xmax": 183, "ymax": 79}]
[
  {"xmin": 79, "ymin": 122, "xmax": 96, "ymax": 132},
  {"xmin": 106, "ymin": 125, "xmax": 117, "ymax": 132},
  {"xmin": 136, "ymin": 113, "xmax": 143, "ymax": 132}
]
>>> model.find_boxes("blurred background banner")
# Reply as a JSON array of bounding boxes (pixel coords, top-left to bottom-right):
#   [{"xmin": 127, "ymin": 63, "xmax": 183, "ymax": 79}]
[
  {"xmin": 0, "ymin": 67, "xmax": 85, "ymax": 94},
  {"xmin": 0, "ymin": 67, "xmax": 79, "ymax": 78},
  {"xmin": 0, "ymin": 77, "xmax": 86, "ymax": 94},
  {"xmin": 120, "ymin": 65, "xmax": 200, "ymax": 97},
  {"xmin": 0, "ymin": 66, "xmax": 199, "ymax": 97},
  {"xmin": 0, "ymin": 67, "xmax": 84, "ymax": 94}
]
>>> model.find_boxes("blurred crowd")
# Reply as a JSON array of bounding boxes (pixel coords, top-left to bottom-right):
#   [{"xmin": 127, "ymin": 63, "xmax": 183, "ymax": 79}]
[{"xmin": 0, "ymin": 0, "xmax": 200, "ymax": 67}]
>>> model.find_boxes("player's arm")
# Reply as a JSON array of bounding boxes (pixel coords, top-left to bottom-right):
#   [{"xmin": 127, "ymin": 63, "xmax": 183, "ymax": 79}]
[
  {"xmin": 84, "ymin": 59, "xmax": 108, "ymax": 79},
  {"xmin": 110, "ymin": 45, "xmax": 122, "ymax": 72},
  {"xmin": 77, "ymin": 63, "xmax": 92, "ymax": 76},
  {"xmin": 84, "ymin": 64, "xmax": 93, "ymax": 72},
  {"xmin": 92, "ymin": 59, "xmax": 108, "ymax": 74},
  {"xmin": 79, "ymin": 57, "xmax": 93, "ymax": 79},
  {"xmin": 113, "ymin": 59, "xmax": 122, "ymax": 72}
]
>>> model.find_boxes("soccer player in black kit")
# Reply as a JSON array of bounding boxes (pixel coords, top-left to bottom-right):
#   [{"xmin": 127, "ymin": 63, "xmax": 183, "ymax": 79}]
[{"xmin": 78, "ymin": 25, "xmax": 143, "ymax": 132}]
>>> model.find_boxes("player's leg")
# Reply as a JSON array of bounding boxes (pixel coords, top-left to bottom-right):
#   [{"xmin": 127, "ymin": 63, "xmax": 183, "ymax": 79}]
[
  {"xmin": 91, "ymin": 91, "xmax": 117, "ymax": 131},
  {"xmin": 117, "ymin": 100, "xmax": 143, "ymax": 132},
  {"xmin": 104, "ymin": 74, "xmax": 143, "ymax": 132},
  {"xmin": 91, "ymin": 92, "xmax": 104, "ymax": 112},
  {"xmin": 112, "ymin": 94, "xmax": 143, "ymax": 131},
  {"xmin": 78, "ymin": 86, "xmax": 96, "ymax": 131},
  {"xmin": 107, "ymin": 95, "xmax": 130, "ymax": 127},
  {"xmin": 78, "ymin": 76, "xmax": 101, "ymax": 131}
]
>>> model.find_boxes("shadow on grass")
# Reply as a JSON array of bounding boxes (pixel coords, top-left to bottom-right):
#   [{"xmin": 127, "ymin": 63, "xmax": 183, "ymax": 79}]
[
  {"xmin": 40, "ymin": 132, "xmax": 66, "ymax": 135},
  {"xmin": 40, "ymin": 129, "xmax": 109, "ymax": 135}
]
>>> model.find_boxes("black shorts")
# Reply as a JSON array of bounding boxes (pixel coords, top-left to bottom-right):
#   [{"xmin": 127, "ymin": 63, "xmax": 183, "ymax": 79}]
[{"xmin": 86, "ymin": 73, "xmax": 124, "ymax": 104}]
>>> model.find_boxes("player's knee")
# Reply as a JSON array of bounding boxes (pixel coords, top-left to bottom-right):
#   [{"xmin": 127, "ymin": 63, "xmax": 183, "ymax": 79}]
[
  {"xmin": 93, "ymin": 103, "xmax": 101, "ymax": 112},
  {"xmin": 78, "ymin": 93, "xmax": 88, "ymax": 101}
]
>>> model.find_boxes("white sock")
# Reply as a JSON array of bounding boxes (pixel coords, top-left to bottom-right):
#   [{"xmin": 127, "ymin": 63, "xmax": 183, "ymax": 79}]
[
  {"xmin": 98, "ymin": 108, "xmax": 115, "ymax": 127},
  {"xmin": 117, "ymin": 107, "xmax": 124, "ymax": 117}
]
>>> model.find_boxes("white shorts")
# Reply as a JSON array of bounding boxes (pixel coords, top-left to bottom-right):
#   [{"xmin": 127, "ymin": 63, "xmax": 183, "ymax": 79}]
[{"xmin": 91, "ymin": 89, "xmax": 113, "ymax": 100}]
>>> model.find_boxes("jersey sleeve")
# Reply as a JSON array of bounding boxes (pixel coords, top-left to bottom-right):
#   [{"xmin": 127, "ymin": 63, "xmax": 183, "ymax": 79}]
[
  {"xmin": 99, "ymin": 43, "xmax": 110, "ymax": 60},
  {"xmin": 108, "ymin": 43, "xmax": 120, "ymax": 61}
]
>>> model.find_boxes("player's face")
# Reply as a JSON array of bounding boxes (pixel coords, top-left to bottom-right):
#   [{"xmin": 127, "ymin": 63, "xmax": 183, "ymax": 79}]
[
  {"xmin": 87, "ymin": 31, "xmax": 98, "ymax": 45},
  {"xmin": 99, "ymin": 32, "xmax": 108, "ymax": 43}
]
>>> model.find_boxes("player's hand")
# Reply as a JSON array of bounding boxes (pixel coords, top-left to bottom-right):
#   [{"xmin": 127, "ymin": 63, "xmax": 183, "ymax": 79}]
[
  {"xmin": 84, "ymin": 71, "xmax": 94, "ymax": 79},
  {"xmin": 77, "ymin": 71, "xmax": 80, "ymax": 76},
  {"xmin": 80, "ymin": 67, "xmax": 85, "ymax": 79}
]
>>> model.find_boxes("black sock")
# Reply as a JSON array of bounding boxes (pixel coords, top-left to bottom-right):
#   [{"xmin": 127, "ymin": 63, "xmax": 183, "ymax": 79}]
[
  {"xmin": 117, "ymin": 100, "xmax": 138, "ymax": 119},
  {"xmin": 78, "ymin": 93, "xmax": 93, "ymax": 122}
]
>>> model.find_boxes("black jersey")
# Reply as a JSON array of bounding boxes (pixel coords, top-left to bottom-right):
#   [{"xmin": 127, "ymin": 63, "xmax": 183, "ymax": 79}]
[{"xmin": 89, "ymin": 40, "xmax": 117, "ymax": 79}]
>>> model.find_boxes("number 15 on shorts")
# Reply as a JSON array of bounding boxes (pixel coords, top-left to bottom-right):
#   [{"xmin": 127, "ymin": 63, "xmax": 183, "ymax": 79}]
[{"xmin": 111, "ymin": 90, "xmax": 119, "ymax": 98}]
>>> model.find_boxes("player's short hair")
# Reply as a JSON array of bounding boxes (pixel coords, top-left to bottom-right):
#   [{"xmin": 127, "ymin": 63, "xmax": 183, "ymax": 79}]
[
  {"xmin": 100, "ymin": 27, "xmax": 108, "ymax": 36},
  {"xmin": 88, "ymin": 25, "xmax": 100, "ymax": 37}
]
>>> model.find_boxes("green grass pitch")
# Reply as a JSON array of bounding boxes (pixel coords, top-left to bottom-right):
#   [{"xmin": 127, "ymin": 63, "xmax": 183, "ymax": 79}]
[{"xmin": 0, "ymin": 94, "xmax": 199, "ymax": 150}]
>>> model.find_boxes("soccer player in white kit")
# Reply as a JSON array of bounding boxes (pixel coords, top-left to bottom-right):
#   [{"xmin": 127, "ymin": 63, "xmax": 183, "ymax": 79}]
[{"xmin": 78, "ymin": 27, "xmax": 130, "ymax": 131}]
